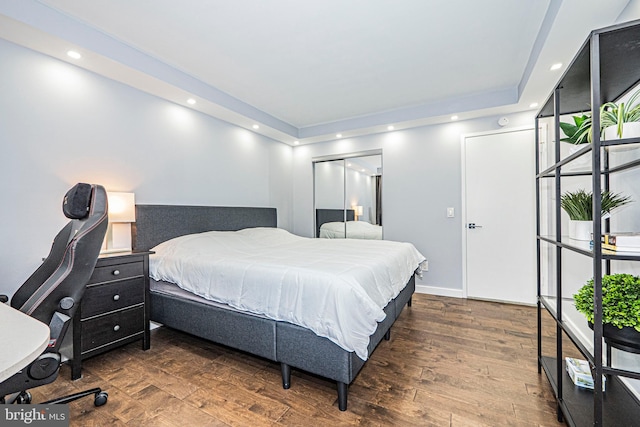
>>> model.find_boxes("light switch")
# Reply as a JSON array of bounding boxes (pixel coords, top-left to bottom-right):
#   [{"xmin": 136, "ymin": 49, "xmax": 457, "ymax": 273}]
[{"xmin": 447, "ymin": 207, "xmax": 454, "ymax": 218}]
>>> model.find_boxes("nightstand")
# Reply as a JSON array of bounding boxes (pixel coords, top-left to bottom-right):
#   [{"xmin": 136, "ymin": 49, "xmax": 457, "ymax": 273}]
[{"xmin": 69, "ymin": 251, "xmax": 152, "ymax": 380}]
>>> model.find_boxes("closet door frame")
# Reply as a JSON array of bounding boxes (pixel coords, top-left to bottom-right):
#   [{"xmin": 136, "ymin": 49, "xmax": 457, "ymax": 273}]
[{"xmin": 312, "ymin": 149, "xmax": 383, "ymax": 238}]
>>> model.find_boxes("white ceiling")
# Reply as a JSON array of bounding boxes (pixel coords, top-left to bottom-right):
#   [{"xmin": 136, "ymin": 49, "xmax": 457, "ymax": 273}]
[{"xmin": 0, "ymin": 0, "xmax": 636, "ymax": 144}]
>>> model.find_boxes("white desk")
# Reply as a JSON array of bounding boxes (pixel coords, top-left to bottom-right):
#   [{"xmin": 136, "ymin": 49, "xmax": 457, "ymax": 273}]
[{"xmin": 0, "ymin": 303, "xmax": 50, "ymax": 382}]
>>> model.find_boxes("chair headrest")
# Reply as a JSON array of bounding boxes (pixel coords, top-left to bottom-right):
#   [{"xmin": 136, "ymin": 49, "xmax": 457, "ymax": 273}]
[{"xmin": 63, "ymin": 183, "xmax": 93, "ymax": 219}]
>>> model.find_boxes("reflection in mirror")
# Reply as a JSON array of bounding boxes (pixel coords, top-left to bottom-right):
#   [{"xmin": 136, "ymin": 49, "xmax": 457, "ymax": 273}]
[
  {"xmin": 314, "ymin": 159, "xmax": 346, "ymax": 237},
  {"xmin": 314, "ymin": 154, "xmax": 382, "ymax": 239}
]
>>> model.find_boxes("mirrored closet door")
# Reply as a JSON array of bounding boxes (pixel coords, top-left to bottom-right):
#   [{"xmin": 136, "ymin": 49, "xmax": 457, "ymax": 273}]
[{"xmin": 313, "ymin": 151, "xmax": 382, "ymax": 239}]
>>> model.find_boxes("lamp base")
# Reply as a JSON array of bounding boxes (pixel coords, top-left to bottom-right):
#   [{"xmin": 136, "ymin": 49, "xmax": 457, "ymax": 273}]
[
  {"xmin": 100, "ymin": 248, "xmax": 132, "ymax": 254},
  {"xmin": 101, "ymin": 223, "xmax": 132, "ymax": 254}
]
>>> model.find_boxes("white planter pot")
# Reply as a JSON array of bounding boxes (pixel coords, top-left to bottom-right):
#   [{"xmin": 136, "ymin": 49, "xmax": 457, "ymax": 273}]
[
  {"xmin": 569, "ymin": 220, "xmax": 593, "ymax": 241},
  {"xmin": 561, "ymin": 142, "xmax": 590, "ymax": 168},
  {"xmin": 603, "ymin": 122, "xmax": 640, "ymax": 141}
]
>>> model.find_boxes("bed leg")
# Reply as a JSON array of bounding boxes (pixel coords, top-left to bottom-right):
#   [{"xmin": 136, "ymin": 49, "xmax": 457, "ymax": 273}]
[
  {"xmin": 408, "ymin": 296, "xmax": 412, "ymax": 307},
  {"xmin": 281, "ymin": 363, "xmax": 291, "ymax": 389},
  {"xmin": 384, "ymin": 329, "xmax": 391, "ymax": 340},
  {"xmin": 337, "ymin": 382, "xmax": 348, "ymax": 411}
]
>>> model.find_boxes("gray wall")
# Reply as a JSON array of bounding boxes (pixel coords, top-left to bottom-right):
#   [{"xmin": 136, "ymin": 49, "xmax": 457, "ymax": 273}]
[
  {"xmin": 293, "ymin": 112, "xmax": 534, "ymax": 293},
  {"xmin": 1, "ymin": 34, "xmax": 537, "ymax": 298},
  {"xmin": 0, "ymin": 39, "xmax": 292, "ymax": 296}
]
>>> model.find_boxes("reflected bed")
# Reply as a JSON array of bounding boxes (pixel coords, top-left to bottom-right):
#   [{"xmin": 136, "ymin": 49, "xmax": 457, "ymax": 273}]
[{"xmin": 319, "ymin": 221, "xmax": 383, "ymax": 239}]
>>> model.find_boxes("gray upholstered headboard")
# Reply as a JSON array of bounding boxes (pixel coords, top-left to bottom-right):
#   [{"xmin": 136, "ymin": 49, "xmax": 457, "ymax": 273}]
[{"xmin": 132, "ymin": 205, "xmax": 277, "ymax": 251}]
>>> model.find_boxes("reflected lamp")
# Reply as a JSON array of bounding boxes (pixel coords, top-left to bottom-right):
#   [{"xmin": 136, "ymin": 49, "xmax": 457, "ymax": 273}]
[{"xmin": 354, "ymin": 205, "xmax": 363, "ymax": 221}]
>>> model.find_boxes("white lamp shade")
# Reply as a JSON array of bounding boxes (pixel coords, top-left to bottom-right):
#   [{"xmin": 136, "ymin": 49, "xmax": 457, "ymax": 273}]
[
  {"xmin": 355, "ymin": 206, "xmax": 363, "ymax": 216},
  {"xmin": 107, "ymin": 192, "xmax": 136, "ymax": 223}
]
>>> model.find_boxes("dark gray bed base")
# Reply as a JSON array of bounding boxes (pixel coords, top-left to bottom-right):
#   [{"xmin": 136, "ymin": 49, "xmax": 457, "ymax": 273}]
[{"xmin": 133, "ymin": 204, "xmax": 414, "ymax": 411}]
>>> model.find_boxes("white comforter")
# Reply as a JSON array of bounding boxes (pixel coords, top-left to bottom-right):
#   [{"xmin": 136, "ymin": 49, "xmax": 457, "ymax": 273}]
[
  {"xmin": 149, "ymin": 227, "xmax": 425, "ymax": 359},
  {"xmin": 320, "ymin": 221, "xmax": 383, "ymax": 239}
]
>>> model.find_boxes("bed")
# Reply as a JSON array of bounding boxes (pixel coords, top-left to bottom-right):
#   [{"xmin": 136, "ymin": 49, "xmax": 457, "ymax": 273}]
[
  {"xmin": 320, "ymin": 220, "xmax": 383, "ymax": 239},
  {"xmin": 316, "ymin": 208, "xmax": 383, "ymax": 239},
  {"xmin": 133, "ymin": 205, "xmax": 422, "ymax": 411},
  {"xmin": 315, "ymin": 208, "xmax": 354, "ymax": 238}
]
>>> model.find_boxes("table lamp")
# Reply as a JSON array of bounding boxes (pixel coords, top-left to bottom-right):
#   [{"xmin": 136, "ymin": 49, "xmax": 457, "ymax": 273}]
[{"xmin": 102, "ymin": 192, "xmax": 135, "ymax": 253}]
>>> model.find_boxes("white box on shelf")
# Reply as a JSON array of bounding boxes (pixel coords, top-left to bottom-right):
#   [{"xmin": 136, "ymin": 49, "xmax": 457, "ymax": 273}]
[{"xmin": 565, "ymin": 357, "xmax": 606, "ymax": 391}]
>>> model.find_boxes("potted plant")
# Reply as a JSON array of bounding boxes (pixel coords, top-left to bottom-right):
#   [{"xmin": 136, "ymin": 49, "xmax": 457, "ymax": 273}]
[
  {"xmin": 559, "ymin": 87, "xmax": 640, "ymax": 145},
  {"xmin": 560, "ymin": 189, "xmax": 631, "ymax": 240},
  {"xmin": 559, "ymin": 113, "xmax": 593, "ymax": 145},
  {"xmin": 601, "ymin": 87, "xmax": 640, "ymax": 140},
  {"xmin": 574, "ymin": 273, "xmax": 640, "ymax": 352}
]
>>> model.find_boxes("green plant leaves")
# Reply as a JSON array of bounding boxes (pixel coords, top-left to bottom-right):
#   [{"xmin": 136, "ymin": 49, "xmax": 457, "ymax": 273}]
[
  {"xmin": 601, "ymin": 88, "xmax": 640, "ymax": 138},
  {"xmin": 560, "ymin": 189, "xmax": 631, "ymax": 221},
  {"xmin": 560, "ymin": 88, "xmax": 640, "ymax": 143},
  {"xmin": 559, "ymin": 114, "xmax": 592, "ymax": 144},
  {"xmin": 574, "ymin": 274, "xmax": 640, "ymax": 331}
]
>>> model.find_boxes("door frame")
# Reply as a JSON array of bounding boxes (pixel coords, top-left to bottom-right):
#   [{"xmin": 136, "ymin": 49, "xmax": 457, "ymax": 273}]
[{"xmin": 460, "ymin": 125, "xmax": 535, "ymax": 300}]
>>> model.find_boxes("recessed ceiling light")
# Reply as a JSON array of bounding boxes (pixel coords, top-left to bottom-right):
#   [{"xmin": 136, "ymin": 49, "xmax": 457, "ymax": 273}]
[
  {"xmin": 252, "ymin": 124, "xmax": 260, "ymax": 129},
  {"xmin": 529, "ymin": 102, "xmax": 539, "ymax": 108},
  {"xmin": 187, "ymin": 98, "xmax": 196, "ymax": 105},
  {"xmin": 451, "ymin": 115, "xmax": 459, "ymax": 121},
  {"xmin": 294, "ymin": 140, "xmax": 299, "ymax": 145},
  {"xmin": 336, "ymin": 133, "xmax": 342, "ymax": 138},
  {"xmin": 66, "ymin": 50, "xmax": 81, "ymax": 59},
  {"xmin": 550, "ymin": 63, "xmax": 562, "ymax": 71},
  {"xmin": 387, "ymin": 125, "xmax": 394, "ymax": 131}
]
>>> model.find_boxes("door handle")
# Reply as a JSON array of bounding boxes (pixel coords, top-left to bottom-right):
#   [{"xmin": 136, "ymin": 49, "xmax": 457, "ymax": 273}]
[{"xmin": 468, "ymin": 223, "xmax": 483, "ymax": 229}]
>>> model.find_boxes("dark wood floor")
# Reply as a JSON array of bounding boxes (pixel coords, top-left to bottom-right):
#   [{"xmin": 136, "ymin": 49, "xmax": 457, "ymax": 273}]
[{"xmin": 34, "ymin": 294, "xmax": 564, "ymax": 426}]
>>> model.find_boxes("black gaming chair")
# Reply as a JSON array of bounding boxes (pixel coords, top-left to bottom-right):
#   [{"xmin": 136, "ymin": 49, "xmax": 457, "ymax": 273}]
[{"xmin": 0, "ymin": 183, "xmax": 109, "ymax": 406}]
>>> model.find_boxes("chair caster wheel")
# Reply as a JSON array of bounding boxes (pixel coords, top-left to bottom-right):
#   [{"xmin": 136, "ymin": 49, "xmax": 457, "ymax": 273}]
[
  {"xmin": 94, "ymin": 391, "xmax": 108, "ymax": 407},
  {"xmin": 16, "ymin": 391, "xmax": 32, "ymax": 404}
]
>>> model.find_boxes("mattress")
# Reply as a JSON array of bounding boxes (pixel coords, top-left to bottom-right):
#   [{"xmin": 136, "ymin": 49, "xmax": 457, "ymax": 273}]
[{"xmin": 149, "ymin": 227, "xmax": 425, "ymax": 359}]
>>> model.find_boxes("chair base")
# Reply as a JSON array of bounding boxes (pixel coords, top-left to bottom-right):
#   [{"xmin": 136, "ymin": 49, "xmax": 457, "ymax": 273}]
[{"xmin": 2, "ymin": 388, "xmax": 108, "ymax": 407}]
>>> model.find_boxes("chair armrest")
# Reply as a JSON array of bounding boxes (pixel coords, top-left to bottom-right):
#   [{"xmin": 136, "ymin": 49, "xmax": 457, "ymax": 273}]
[{"xmin": 0, "ymin": 294, "xmax": 8, "ymax": 303}]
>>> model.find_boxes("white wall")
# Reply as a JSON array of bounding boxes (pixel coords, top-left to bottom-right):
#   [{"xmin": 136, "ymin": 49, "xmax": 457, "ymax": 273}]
[
  {"xmin": 617, "ymin": 0, "xmax": 640, "ymax": 22},
  {"xmin": 314, "ymin": 161, "xmax": 375, "ymax": 221},
  {"xmin": 0, "ymin": 39, "xmax": 292, "ymax": 296},
  {"xmin": 0, "ymin": 33, "xmax": 539, "ymax": 298},
  {"xmin": 293, "ymin": 112, "xmax": 535, "ymax": 293}
]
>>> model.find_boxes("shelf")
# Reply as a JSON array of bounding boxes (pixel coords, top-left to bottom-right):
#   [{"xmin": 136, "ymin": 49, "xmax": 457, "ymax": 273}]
[
  {"xmin": 540, "ymin": 356, "xmax": 640, "ymax": 427},
  {"xmin": 536, "ymin": 19, "xmax": 640, "ymax": 425},
  {"xmin": 542, "ymin": 296, "xmax": 640, "ymax": 381},
  {"xmin": 541, "ymin": 296, "xmax": 595, "ymax": 360},
  {"xmin": 537, "ymin": 142, "xmax": 640, "ymax": 178},
  {"xmin": 538, "ymin": 21, "xmax": 640, "ymax": 118},
  {"xmin": 537, "ymin": 235, "xmax": 640, "ymax": 260}
]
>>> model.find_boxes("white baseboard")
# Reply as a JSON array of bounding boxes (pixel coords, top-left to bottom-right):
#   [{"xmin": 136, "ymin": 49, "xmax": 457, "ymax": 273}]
[{"xmin": 415, "ymin": 284, "xmax": 464, "ymax": 298}]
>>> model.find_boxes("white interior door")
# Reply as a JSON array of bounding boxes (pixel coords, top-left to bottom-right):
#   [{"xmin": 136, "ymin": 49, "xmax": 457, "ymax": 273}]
[{"xmin": 464, "ymin": 128, "xmax": 536, "ymax": 304}]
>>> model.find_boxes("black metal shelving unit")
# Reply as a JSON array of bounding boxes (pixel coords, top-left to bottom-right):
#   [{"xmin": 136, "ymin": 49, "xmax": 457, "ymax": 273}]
[{"xmin": 536, "ymin": 20, "xmax": 640, "ymax": 426}]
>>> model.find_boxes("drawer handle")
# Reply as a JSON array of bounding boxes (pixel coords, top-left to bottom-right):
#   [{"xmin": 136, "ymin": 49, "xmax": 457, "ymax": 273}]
[
  {"xmin": 112, "ymin": 269, "xmax": 120, "ymax": 276},
  {"xmin": 113, "ymin": 325, "xmax": 120, "ymax": 332},
  {"xmin": 113, "ymin": 294, "xmax": 120, "ymax": 301}
]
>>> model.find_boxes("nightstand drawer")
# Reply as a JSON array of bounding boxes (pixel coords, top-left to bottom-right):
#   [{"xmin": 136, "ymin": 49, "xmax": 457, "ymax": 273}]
[
  {"xmin": 81, "ymin": 306, "xmax": 144, "ymax": 353},
  {"xmin": 81, "ymin": 278, "xmax": 145, "ymax": 319},
  {"xmin": 88, "ymin": 261, "xmax": 143, "ymax": 284}
]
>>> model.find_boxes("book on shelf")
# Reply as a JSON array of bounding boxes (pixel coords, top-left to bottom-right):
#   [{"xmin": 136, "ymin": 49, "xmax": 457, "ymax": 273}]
[
  {"xmin": 565, "ymin": 357, "xmax": 606, "ymax": 391},
  {"xmin": 602, "ymin": 242, "xmax": 640, "ymax": 252},
  {"xmin": 600, "ymin": 234, "xmax": 640, "ymax": 252},
  {"xmin": 603, "ymin": 232, "xmax": 640, "ymax": 247}
]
